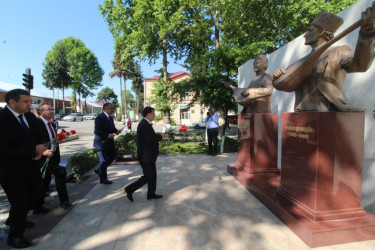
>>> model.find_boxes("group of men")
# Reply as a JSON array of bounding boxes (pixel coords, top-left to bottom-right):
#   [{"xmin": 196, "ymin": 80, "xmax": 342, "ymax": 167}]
[{"xmin": 0, "ymin": 89, "xmax": 71, "ymax": 248}]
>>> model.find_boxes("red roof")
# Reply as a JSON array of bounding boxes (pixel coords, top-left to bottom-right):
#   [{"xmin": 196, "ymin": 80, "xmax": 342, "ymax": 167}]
[{"xmin": 145, "ymin": 71, "xmax": 189, "ymax": 80}]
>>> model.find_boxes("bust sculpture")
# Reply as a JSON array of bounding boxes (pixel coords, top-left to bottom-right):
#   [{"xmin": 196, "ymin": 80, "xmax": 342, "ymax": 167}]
[
  {"xmin": 223, "ymin": 54, "xmax": 273, "ymax": 113},
  {"xmin": 271, "ymin": 5, "xmax": 375, "ymax": 112}
]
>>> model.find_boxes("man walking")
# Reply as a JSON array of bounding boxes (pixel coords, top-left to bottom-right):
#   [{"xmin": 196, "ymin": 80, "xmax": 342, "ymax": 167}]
[
  {"xmin": 125, "ymin": 107, "xmax": 166, "ymax": 202},
  {"xmin": 93, "ymin": 103, "xmax": 122, "ymax": 184}
]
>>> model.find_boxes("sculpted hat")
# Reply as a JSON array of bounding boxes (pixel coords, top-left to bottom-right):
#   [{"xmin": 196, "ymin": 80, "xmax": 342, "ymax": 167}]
[{"xmin": 311, "ymin": 12, "xmax": 343, "ymax": 33}]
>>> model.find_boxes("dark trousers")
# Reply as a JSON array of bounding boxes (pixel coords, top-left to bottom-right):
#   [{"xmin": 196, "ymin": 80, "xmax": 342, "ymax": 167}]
[
  {"xmin": 207, "ymin": 128, "xmax": 219, "ymax": 154},
  {"xmin": 98, "ymin": 150, "xmax": 116, "ymax": 181},
  {"xmin": 126, "ymin": 162, "xmax": 157, "ymax": 197},
  {"xmin": 43, "ymin": 163, "xmax": 69, "ymax": 203},
  {"xmin": 1, "ymin": 171, "xmax": 42, "ymax": 239}
]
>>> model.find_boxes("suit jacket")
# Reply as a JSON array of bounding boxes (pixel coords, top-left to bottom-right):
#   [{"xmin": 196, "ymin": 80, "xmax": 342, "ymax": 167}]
[
  {"xmin": 93, "ymin": 112, "xmax": 118, "ymax": 152},
  {"xmin": 36, "ymin": 118, "xmax": 60, "ymax": 167},
  {"xmin": 294, "ymin": 29, "xmax": 375, "ymax": 112},
  {"xmin": 0, "ymin": 106, "xmax": 41, "ymax": 181},
  {"xmin": 137, "ymin": 118, "xmax": 162, "ymax": 163}
]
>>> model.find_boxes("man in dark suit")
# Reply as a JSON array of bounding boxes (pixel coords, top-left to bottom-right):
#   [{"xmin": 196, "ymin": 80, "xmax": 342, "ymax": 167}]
[
  {"xmin": 0, "ymin": 89, "xmax": 50, "ymax": 248},
  {"xmin": 93, "ymin": 103, "xmax": 122, "ymax": 184},
  {"xmin": 124, "ymin": 106, "xmax": 166, "ymax": 202},
  {"xmin": 36, "ymin": 103, "xmax": 72, "ymax": 209}
]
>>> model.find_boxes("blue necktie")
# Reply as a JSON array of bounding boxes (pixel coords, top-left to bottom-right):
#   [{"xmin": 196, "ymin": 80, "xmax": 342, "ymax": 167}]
[{"xmin": 18, "ymin": 114, "xmax": 30, "ymax": 134}]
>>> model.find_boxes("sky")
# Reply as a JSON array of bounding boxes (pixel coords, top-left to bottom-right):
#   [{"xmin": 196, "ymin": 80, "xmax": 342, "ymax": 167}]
[{"xmin": 0, "ymin": 0, "xmax": 186, "ymax": 101}]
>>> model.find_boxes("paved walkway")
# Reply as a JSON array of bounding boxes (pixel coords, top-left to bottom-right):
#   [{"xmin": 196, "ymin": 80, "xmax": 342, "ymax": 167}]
[{"xmin": 2, "ymin": 153, "xmax": 374, "ymax": 249}]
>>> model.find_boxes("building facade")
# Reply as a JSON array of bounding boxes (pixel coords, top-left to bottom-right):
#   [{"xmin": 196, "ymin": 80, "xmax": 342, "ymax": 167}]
[{"xmin": 144, "ymin": 71, "xmax": 213, "ymax": 126}]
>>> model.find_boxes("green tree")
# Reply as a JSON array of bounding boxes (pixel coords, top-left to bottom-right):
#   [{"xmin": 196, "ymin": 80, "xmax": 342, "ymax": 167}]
[
  {"xmin": 97, "ymin": 87, "xmax": 118, "ymax": 103},
  {"xmin": 42, "ymin": 40, "xmax": 72, "ymax": 112},
  {"xmin": 63, "ymin": 36, "xmax": 104, "ymax": 110}
]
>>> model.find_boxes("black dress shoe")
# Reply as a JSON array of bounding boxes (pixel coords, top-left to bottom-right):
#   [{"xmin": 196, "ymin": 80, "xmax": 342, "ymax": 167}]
[
  {"xmin": 147, "ymin": 194, "xmax": 163, "ymax": 200},
  {"xmin": 33, "ymin": 206, "xmax": 50, "ymax": 214},
  {"xmin": 5, "ymin": 219, "xmax": 35, "ymax": 228},
  {"xmin": 206, "ymin": 152, "xmax": 212, "ymax": 155},
  {"xmin": 60, "ymin": 201, "xmax": 73, "ymax": 209},
  {"xmin": 94, "ymin": 169, "xmax": 99, "ymax": 175},
  {"xmin": 212, "ymin": 153, "xmax": 217, "ymax": 156},
  {"xmin": 7, "ymin": 237, "xmax": 31, "ymax": 248},
  {"xmin": 124, "ymin": 187, "xmax": 133, "ymax": 202},
  {"xmin": 100, "ymin": 180, "xmax": 113, "ymax": 184}
]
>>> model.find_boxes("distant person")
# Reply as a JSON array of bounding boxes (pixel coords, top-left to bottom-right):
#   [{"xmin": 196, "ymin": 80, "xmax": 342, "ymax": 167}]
[
  {"xmin": 204, "ymin": 108, "xmax": 219, "ymax": 156},
  {"xmin": 125, "ymin": 116, "xmax": 132, "ymax": 132},
  {"xmin": 125, "ymin": 107, "xmax": 167, "ymax": 202},
  {"xmin": 0, "ymin": 89, "xmax": 49, "ymax": 248},
  {"xmin": 93, "ymin": 103, "xmax": 123, "ymax": 184},
  {"xmin": 36, "ymin": 103, "xmax": 72, "ymax": 209}
]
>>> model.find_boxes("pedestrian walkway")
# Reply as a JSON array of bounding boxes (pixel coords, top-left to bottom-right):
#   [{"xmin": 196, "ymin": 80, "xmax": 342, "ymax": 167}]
[{"xmin": 5, "ymin": 153, "xmax": 374, "ymax": 249}]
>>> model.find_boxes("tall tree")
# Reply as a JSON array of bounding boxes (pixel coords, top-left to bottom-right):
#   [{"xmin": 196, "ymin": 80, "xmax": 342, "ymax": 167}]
[{"xmin": 42, "ymin": 40, "xmax": 72, "ymax": 112}]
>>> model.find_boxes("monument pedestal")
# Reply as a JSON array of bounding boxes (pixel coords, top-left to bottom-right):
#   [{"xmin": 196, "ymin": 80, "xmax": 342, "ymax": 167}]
[
  {"xmin": 232, "ymin": 113, "xmax": 279, "ymax": 174},
  {"xmin": 227, "ymin": 112, "xmax": 375, "ymax": 247}
]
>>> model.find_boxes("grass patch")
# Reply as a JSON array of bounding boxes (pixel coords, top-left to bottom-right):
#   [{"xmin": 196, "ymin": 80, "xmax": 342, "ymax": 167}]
[
  {"xmin": 160, "ymin": 141, "xmax": 208, "ymax": 154},
  {"xmin": 159, "ymin": 136, "xmax": 237, "ymax": 154}
]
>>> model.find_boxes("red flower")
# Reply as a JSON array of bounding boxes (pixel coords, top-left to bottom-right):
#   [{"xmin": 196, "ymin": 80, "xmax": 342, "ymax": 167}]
[
  {"xmin": 66, "ymin": 132, "xmax": 70, "ymax": 136},
  {"xmin": 70, "ymin": 130, "xmax": 76, "ymax": 135},
  {"xmin": 61, "ymin": 129, "xmax": 66, "ymax": 133},
  {"xmin": 57, "ymin": 134, "xmax": 66, "ymax": 141}
]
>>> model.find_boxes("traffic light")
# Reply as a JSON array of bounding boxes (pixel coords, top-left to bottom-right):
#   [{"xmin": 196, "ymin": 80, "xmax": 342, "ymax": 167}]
[{"xmin": 22, "ymin": 68, "xmax": 34, "ymax": 91}]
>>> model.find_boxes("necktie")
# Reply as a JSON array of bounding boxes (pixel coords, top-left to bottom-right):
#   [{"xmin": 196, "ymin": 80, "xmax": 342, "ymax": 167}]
[
  {"xmin": 47, "ymin": 122, "xmax": 56, "ymax": 139},
  {"xmin": 18, "ymin": 114, "xmax": 29, "ymax": 134}
]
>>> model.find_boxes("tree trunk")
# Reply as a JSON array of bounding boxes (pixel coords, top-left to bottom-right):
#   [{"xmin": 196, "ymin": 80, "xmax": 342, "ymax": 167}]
[
  {"xmin": 62, "ymin": 87, "xmax": 65, "ymax": 112},
  {"xmin": 120, "ymin": 77, "xmax": 123, "ymax": 117},
  {"xmin": 162, "ymin": 38, "xmax": 171, "ymax": 124},
  {"xmin": 215, "ymin": 8, "xmax": 220, "ymax": 49},
  {"xmin": 123, "ymin": 75, "xmax": 127, "ymax": 117}
]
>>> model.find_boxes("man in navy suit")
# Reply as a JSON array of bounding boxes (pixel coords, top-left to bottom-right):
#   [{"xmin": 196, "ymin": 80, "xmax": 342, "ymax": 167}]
[
  {"xmin": 124, "ymin": 106, "xmax": 166, "ymax": 202},
  {"xmin": 93, "ymin": 103, "xmax": 122, "ymax": 184},
  {"xmin": 0, "ymin": 89, "xmax": 50, "ymax": 248}
]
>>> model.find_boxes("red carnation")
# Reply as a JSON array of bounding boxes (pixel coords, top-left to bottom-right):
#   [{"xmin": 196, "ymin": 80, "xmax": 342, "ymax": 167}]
[
  {"xmin": 57, "ymin": 134, "xmax": 66, "ymax": 141},
  {"xmin": 70, "ymin": 130, "xmax": 76, "ymax": 135},
  {"xmin": 61, "ymin": 129, "xmax": 66, "ymax": 133}
]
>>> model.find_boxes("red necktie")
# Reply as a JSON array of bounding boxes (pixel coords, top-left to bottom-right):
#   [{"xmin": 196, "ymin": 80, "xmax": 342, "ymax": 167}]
[{"xmin": 47, "ymin": 122, "xmax": 56, "ymax": 139}]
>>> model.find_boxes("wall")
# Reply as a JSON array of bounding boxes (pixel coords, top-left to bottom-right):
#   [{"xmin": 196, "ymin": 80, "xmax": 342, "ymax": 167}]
[{"xmin": 238, "ymin": 0, "xmax": 375, "ymax": 208}]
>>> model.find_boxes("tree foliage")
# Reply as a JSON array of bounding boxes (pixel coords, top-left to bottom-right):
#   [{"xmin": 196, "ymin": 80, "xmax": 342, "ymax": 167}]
[{"xmin": 97, "ymin": 87, "xmax": 118, "ymax": 103}]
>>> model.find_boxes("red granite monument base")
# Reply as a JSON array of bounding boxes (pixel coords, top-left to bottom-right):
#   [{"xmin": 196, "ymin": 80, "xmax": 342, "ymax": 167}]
[
  {"xmin": 227, "ymin": 112, "xmax": 375, "ymax": 248},
  {"xmin": 234, "ymin": 113, "xmax": 279, "ymax": 174}
]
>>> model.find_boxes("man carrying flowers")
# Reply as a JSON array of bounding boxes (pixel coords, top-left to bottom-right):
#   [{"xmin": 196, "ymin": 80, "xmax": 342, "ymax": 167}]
[{"xmin": 36, "ymin": 103, "xmax": 71, "ymax": 209}]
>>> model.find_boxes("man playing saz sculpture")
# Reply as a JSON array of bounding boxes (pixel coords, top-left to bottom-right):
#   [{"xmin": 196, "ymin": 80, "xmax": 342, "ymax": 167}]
[
  {"xmin": 272, "ymin": 4, "xmax": 375, "ymax": 112},
  {"xmin": 222, "ymin": 54, "xmax": 273, "ymax": 113}
]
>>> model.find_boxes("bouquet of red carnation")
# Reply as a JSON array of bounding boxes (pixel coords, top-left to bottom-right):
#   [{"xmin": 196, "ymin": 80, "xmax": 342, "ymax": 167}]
[
  {"xmin": 40, "ymin": 131, "xmax": 65, "ymax": 179},
  {"xmin": 179, "ymin": 124, "xmax": 187, "ymax": 132}
]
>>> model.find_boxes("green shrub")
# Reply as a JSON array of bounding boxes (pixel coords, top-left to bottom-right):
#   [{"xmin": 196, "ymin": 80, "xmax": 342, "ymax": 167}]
[
  {"xmin": 221, "ymin": 136, "xmax": 238, "ymax": 153},
  {"xmin": 114, "ymin": 133, "xmax": 137, "ymax": 157},
  {"xmin": 69, "ymin": 148, "xmax": 99, "ymax": 180},
  {"xmin": 165, "ymin": 128, "xmax": 177, "ymax": 145}
]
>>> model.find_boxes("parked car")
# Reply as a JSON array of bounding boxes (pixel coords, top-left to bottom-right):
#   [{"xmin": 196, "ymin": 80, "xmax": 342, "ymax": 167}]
[
  {"xmin": 84, "ymin": 113, "xmax": 97, "ymax": 120},
  {"xmin": 192, "ymin": 119, "xmax": 207, "ymax": 128},
  {"xmin": 54, "ymin": 113, "xmax": 67, "ymax": 120},
  {"xmin": 62, "ymin": 113, "xmax": 84, "ymax": 121}
]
